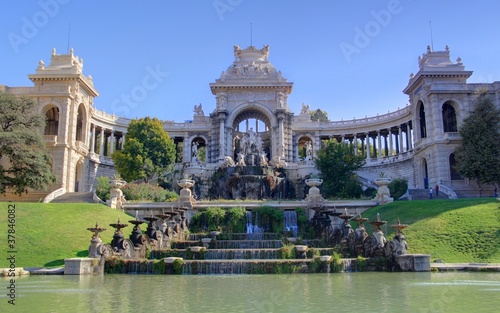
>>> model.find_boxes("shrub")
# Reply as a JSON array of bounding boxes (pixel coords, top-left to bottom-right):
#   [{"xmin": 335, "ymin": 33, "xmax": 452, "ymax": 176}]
[
  {"xmin": 389, "ymin": 179, "xmax": 408, "ymax": 200},
  {"xmin": 226, "ymin": 207, "xmax": 246, "ymax": 233},
  {"xmin": 95, "ymin": 176, "xmax": 111, "ymax": 200},
  {"xmin": 258, "ymin": 206, "xmax": 284, "ymax": 233},
  {"xmin": 205, "ymin": 207, "xmax": 226, "ymax": 231},
  {"xmin": 122, "ymin": 183, "xmax": 178, "ymax": 202},
  {"xmin": 330, "ymin": 252, "xmax": 343, "ymax": 273},
  {"xmin": 364, "ymin": 187, "xmax": 377, "ymax": 198},
  {"xmin": 279, "ymin": 244, "xmax": 295, "ymax": 259},
  {"xmin": 172, "ymin": 259, "xmax": 184, "ymax": 274}
]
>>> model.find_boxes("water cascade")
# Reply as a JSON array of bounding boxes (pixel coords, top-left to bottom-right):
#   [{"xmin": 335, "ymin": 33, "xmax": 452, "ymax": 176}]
[
  {"xmin": 284, "ymin": 210, "xmax": 298, "ymax": 237},
  {"xmin": 246, "ymin": 210, "xmax": 264, "ymax": 239}
]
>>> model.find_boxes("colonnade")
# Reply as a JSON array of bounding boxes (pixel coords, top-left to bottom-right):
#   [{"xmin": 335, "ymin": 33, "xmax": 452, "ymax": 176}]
[
  {"xmin": 89, "ymin": 123, "xmax": 126, "ymax": 158},
  {"xmin": 298, "ymin": 121, "xmax": 413, "ymax": 163}
]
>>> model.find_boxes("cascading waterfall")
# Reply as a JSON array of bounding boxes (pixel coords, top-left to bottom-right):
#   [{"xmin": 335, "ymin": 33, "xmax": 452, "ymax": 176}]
[
  {"xmin": 246, "ymin": 210, "xmax": 264, "ymax": 239},
  {"xmin": 284, "ymin": 210, "xmax": 298, "ymax": 237}
]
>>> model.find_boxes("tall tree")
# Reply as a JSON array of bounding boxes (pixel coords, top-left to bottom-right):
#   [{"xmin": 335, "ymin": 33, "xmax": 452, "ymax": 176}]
[
  {"xmin": 454, "ymin": 92, "xmax": 500, "ymax": 186},
  {"xmin": 315, "ymin": 139, "xmax": 365, "ymax": 198},
  {"xmin": 0, "ymin": 93, "xmax": 56, "ymax": 194},
  {"xmin": 310, "ymin": 109, "xmax": 329, "ymax": 122},
  {"xmin": 112, "ymin": 117, "xmax": 175, "ymax": 182}
]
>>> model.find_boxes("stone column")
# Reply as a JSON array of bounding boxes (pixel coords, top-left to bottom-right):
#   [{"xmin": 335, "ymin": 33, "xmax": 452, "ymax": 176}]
[
  {"xmin": 407, "ymin": 122, "xmax": 413, "ymax": 150},
  {"xmin": 219, "ymin": 114, "xmax": 226, "ymax": 159},
  {"xmin": 99, "ymin": 128, "xmax": 105, "ymax": 156},
  {"xmin": 383, "ymin": 134, "xmax": 388, "ymax": 156},
  {"xmin": 398, "ymin": 125, "xmax": 403, "ymax": 153},
  {"xmin": 183, "ymin": 135, "xmax": 189, "ymax": 162},
  {"xmin": 90, "ymin": 124, "xmax": 95, "ymax": 154},
  {"xmin": 121, "ymin": 133, "xmax": 126, "ymax": 149},
  {"xmin": 353, "ymin": 134, "xmax": 358, "ymax": 156},
  {"xmin": 365, "ymin": 133, "xmax": 371, "ymax": 160},
  {"xmin": 278, "ymin": 115, "xmax": 285, "ymax": 158},
  {"xmin": 109, "ymin": 130, "xmax": 115, "ymax": 155},
  {"xmin": 377, "ymin": 131, "xmax": 382, "ymax": 159},
  {"xmin": 388, "ymin": 130, "xmax": 393, "ymax": 156}
]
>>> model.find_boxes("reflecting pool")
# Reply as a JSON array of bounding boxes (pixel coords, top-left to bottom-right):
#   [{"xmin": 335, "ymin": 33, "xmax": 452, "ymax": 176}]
[{"xmin": 1, "ymin": 272, "xmax": 500, "ymax": 312}]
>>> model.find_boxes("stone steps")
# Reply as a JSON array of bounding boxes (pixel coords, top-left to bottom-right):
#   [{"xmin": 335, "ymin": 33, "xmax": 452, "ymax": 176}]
[
  {"xmin": 408, "ymin": 189, "xmax": 448, "ymax": 200},
  {"xmin": 51, "ymin": 192, "xmax": 96, "ymax": 203}
]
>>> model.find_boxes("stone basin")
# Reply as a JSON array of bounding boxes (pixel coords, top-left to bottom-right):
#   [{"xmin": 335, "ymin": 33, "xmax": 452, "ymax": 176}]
[
  {"xmin": 294, "ymin": 245, "xmax": 308, "ymax": 252},
  {"xmin": 201, "ymin": 238, "xmax": 212, "ymax": 244},
  {"xmin": 164, "ymin": 257, "xmax": 183, "ymax": 264},
  {"xmin": 287, "ymin": 237, "xmax": 297, "ymax": 243},
  {"xmin": 190, "ymin": 246, "xmax": 204, "ymax": 253},
  {"xmin": 319, "ymin": 255, "xmax": 332, "ymax": 262}
]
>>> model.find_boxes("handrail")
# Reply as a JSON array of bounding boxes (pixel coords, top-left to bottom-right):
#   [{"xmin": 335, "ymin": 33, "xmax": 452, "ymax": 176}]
[
  {"xmin": 42, "ymin": 187, "xmax": 66, "ymax": 203},
  {"xmin": 437, "ymin": 183, "xmax": 458, "ymax": 199}
]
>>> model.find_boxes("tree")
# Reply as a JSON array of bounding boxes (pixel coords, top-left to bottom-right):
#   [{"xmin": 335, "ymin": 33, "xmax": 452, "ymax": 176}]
[
  {"xmin": 112, "ymin": 117, "xmax": 175, "ymax": 182},
  {"xmin": 0, "ymin": 93, "xmax": 56, "ymax": 194},
  {"xmin": 454, "ymin": 92, "xmax": 500, "ymax": 186},
  {"xmin": 315, "ymin": 139, "xmax": 365, "ymax": 198},
  {"xmin": 310, "ymin": 109, "xmax": 329, "ymax": 122}
]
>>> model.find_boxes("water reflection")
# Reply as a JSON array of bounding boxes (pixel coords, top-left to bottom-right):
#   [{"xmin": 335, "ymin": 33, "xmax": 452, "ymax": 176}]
[{"xmin": 1, "ymin": 272, "xmax": 500, "ymax": 313}]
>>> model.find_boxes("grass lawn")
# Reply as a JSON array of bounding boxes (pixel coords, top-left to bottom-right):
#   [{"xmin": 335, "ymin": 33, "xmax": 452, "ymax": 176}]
[
  {"xmin": 359, "ymin": 198, "xmax": 500, "ymax": 263},
  {"xmin": 0, "ymin": 202, "xmax": 132, "ymax": 268}
]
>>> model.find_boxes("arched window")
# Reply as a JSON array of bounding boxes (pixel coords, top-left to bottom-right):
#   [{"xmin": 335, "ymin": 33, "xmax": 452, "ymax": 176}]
[
  {"xmin": 75, "ymin": 104, "xmax": 85, "ymax": 141},
  {"xmin": 442, "ymin": 102, "xmax": 457, "ymax": 132},
  {"xmin": 44, "ymin": 106, "xmax": 59, "ymax": 135},
  {"xmin": 449, "ymin": 153, "xmax": 462, "ymax": 180},
  {"xmin": 418, "ymin": 102, "xmax": 427, "ymax": 139}
]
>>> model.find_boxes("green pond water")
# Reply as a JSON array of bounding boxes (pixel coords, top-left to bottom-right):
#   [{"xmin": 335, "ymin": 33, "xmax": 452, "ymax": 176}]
[{"xmin": 1, "ymin": 272, "xmax": 499, "ymax": 313}]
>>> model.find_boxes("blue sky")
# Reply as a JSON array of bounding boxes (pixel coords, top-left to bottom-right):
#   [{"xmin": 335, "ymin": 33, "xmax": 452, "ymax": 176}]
[{"xmin": 1, "ymin": 0, "xmax": 499, "ymax": 122}]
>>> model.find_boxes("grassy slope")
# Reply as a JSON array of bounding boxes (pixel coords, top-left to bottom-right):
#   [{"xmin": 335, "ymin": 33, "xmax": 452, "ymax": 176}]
[
  {"xmin": 0, "ymin": 203, "xmax": 132, "ymax": 268},
  {"xmin": 360, "ymin": 198, "xmax": 500, "ymax": 263}
]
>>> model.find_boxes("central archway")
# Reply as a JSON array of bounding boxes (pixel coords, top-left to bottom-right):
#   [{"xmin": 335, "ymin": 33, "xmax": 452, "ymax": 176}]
[{"xmin": 228, "ymin": 103, "xmax": 276, "ymax": 161}]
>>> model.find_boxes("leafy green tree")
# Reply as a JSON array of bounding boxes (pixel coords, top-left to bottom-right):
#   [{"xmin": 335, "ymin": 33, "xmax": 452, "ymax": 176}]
[
  {"xmin": 315, "ymin": 139, "xmax": 365, "ymax": 198},
  {"xmin": 310, "ymin": 109, "xmax": 329, "ymax": 122},
  {"xmin": 0, "ymin": 93, "xmax": 56, "ymax": 194},
  {"xmin": 112, "ymin": 117, "xmax": 175, "ymax": 182},
  {"xmin": 454, "ymin": 92, "xmax": 500, "ymax": 186}
]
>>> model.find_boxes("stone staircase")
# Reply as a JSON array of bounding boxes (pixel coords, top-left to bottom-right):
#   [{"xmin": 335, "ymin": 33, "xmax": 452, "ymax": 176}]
[
  {"xmin": 407, "ymin": 189, "xmax": 449, "ymax": 200},
  {"xmin": 51, "ymin": 192, "xmax": 97, "ymax": 203}
]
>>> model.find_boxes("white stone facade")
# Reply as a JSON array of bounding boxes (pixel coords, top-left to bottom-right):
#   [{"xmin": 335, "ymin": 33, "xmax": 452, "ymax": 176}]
[{"xmin": 2, "ymin": 45, "xmax": 498, "ymax": 199}]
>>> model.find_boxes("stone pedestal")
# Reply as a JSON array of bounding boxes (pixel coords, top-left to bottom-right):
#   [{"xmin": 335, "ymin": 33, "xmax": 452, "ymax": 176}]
[
  {"xmin": 395, "ymin": 254, "xmax": 431, "ymax": 272},
  {"xmin": 373, "ymin": 178, "xmax": 394, "ymax": 204},
  {"xmin": 64, "ymin": 258, "xmax": 100, "ymax": 275}
]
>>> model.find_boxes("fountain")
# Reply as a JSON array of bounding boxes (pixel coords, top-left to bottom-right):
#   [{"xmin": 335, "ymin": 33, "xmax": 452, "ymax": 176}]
[
  {"xmin": 295, "ymin": 245, "xmax": 308, "ymax": 259},
  {"xmin": 338, "ymin": 208, "xmax": 354, "ymax": 244},
  {"xmin": 109, "ymin": 217, "xmax": 134, "ymax": 258},
  {"xmin": 128, "ymin": 212, "xmax": 149, "ymax": 258},
  {"xmin": 87, "ymin": 222, "xmax": 112, "ymax": 258},
  {"xmin": 310, "ymin": 206, "xmax": 333, "ymax": 241},
  {"xmin": 386, "ymin": 218, "xmax": 409, "ymax": 258},
  {"xmin": 349, "ymin": 213, "xmax": 369, "ymax": 256},
  {"xmin": 143, "ymin": 211, "xmax": 163, "ymax": 248},
  {"xmin": 364, "ymin": 213, "xmax": 387, "ymax": 257}
]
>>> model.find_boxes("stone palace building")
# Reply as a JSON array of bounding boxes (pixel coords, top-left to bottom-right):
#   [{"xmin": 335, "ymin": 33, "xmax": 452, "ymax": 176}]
[{"xmin": 2, "ymin": 45, "xmax": 498, "ymax": 201}]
